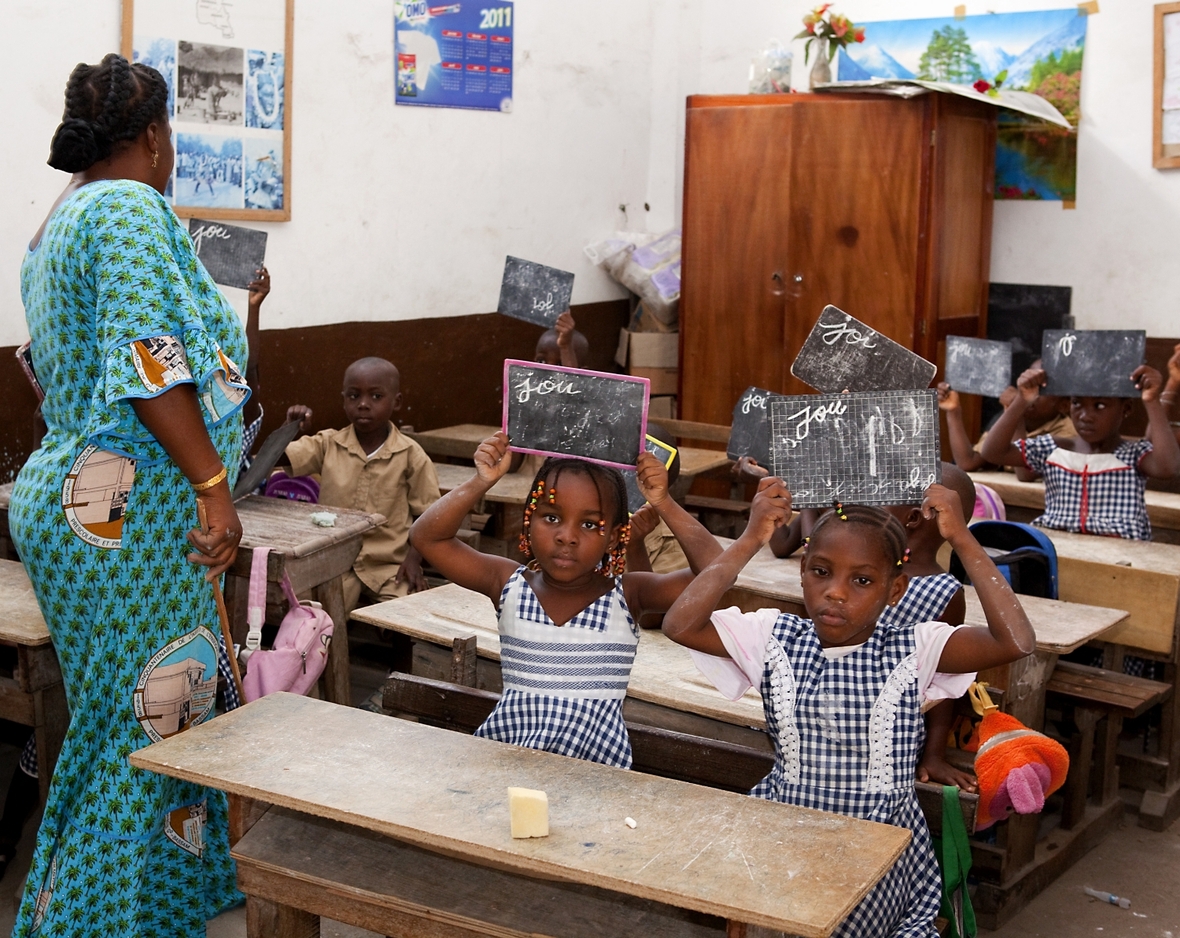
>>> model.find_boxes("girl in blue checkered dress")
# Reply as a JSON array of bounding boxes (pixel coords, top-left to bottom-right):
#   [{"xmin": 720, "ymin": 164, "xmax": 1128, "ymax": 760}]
[
  {"xmin": 980, "ymin": 362, "xmax": 1180, "ymax": 540},
  {"xmin": 662, "ymin": 482, "xmax": 1036, "ymax": 938},
  {"xmin": 411, "ymin": 432, "xmax": 722, "ymax": 767}
]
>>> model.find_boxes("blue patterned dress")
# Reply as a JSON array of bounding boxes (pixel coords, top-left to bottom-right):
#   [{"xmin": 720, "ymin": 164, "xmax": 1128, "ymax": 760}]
[
  {"xmin": 476, "ymin": 568, "xmax": 639, "ymax": 767},
  {"xmin": 878, "ymin": 573, "xmax": 962, "ymax": 631},
  {"xmin": 10, "ymin": 180, "xmax": 248, "ymax": 936}
]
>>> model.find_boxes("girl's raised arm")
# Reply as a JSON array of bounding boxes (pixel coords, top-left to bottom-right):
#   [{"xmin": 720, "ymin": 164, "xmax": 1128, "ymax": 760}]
[
  {"xmin": 409, "ymin": 432, "xmax": 519, "ymax": 602},
  {"xmin": 926, "ymin": 486, "xmax": 1036, "ymax": 673},
  {"xmin": 661, "ymin": 478, "xmax": 792, "ymax": 657},
  {"xmin": 979, "ymin": 367, "xmax": 1046, "ymax": 468},
  {"xmin": 1133, "ymin": 365, "xmax": 1180, "ymax": 478}
]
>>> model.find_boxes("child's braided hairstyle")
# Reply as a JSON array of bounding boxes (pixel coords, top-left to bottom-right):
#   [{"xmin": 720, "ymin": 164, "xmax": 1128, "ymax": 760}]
[
  {"xmin": 48, "ymin": 53, "xmax": 169, "ymax": 173},
  {"xmin": 807, "ymin": 501, "xmax": 909, "ymax": 571},
  {"xmin": 519, "ymin": 457, "xmax": 631, "ymax": 576}
]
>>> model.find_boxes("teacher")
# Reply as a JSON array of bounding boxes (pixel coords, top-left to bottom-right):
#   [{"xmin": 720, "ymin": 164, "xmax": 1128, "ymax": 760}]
[{"xmin": 10, "ymin": 54, "xmax": 245, "ymax": 935}]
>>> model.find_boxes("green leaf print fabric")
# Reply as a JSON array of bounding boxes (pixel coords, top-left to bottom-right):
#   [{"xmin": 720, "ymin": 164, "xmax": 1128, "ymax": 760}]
[{"xmin": 10, "ymin": 179, "xmax": 248, "ymax": 936}]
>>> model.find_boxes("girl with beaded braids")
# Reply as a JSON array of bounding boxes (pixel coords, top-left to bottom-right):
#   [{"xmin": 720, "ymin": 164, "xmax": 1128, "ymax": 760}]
[
  {"xmin": 11, "ymin": 54, "xmax": 247, "ymax": 936},
  {"xmin": 411, "ymin": 431, "xmax": 721, "ymax": 767},
  {"xmin": 662, "ymin": 481, "xmax": 1035, "ymax": 938}
]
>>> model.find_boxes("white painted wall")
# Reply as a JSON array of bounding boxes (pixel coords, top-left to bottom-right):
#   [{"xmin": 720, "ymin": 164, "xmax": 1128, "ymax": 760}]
[{"xmin": 3, "ymin": 0, "xmax": 1179, "ymax": 348}]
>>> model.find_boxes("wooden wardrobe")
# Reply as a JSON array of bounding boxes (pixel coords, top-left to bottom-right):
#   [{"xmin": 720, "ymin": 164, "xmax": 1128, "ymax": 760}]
[{"xmin": 679, "ymin": 91, "xmax": 998, "ymax": 427}]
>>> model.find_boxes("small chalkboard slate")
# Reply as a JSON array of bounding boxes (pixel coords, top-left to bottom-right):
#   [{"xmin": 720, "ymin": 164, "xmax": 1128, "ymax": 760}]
[
  {"xmin": 497, "ymin": 256, "xmax": 575, "ymax": 327},
  {"xmin": 623, "ymin": 436, "xmax": 678, "ymax": 513},
  {"xmin": 1041, "ymin": 330, "xmax": 1146, "ymax": 398},
  {"xmin": 502, "ymin": 360, "xmax": 648, "ymax": 470},
  {"xmin": 232, "ymin": 419, "xmax": 304, "ymax": 500},
  {"xmin": 727, "ymin": 386, "xmax": 779, "ymax": 467},
  {"xmin": 944, "ymin": 336, "xmax": 1013, "ymax": 398},
  {"xmin": 188, "ymin": 218, "xmax": 267, "ymax": 290},
  {"xmin": 791, "ymin": 306, "xmax": 937, "ymax": 394},
  {"xmin": 770, "ymin": 389, "xmax": 941, "ymax": 508}
]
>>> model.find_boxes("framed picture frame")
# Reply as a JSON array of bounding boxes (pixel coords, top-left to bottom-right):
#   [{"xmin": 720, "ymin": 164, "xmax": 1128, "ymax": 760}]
[
  {"xmin": 121, "ymin": 0, "xmax": 294, "ymax": 220},
  {"xmin": 1154, "ymin": 1, "xmax": 1180, "ymax": 169}
]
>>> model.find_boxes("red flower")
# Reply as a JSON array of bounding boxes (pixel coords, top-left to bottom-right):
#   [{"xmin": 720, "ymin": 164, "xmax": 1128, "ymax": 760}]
[
  {"xmin": 974, "ymin": 79, "xmax": 991, "ymax": 94},
  {"xmin": 854, "ymin": 27, "xmax": 866, "ymax": 43},
  {"xmin": 831, "ymin": 15, "xmax": 849, "ymax": 38}
]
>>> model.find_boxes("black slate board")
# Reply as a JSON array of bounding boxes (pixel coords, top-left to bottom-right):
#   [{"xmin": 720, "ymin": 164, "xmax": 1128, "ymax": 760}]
[
  {"xmin": 727, "ymin": 386, "xmax": 779, "ymax": 466},
  {"xmin": 188, "ymin": 218, "xmax": 268, "ymax": 290},
  {"xmin": 497, "ymin": 256, "xmax": 575, "ymax": 327},
  {"xmin": 790, "ymin": 306, "xmax": 937, "ymax": 393},
  {"xmin": 502, "ymin": 360, "xmax": 649, "ymax": 470},
  {"xmin": 623, "ymin": 436, "xmax": 678, "ymax": 513},
  {"xmin": 1041, "ymin": 330, "xmax": 1146, "ymax": 398},
  {"xmin": 944, "ymin": 336, "xmax": 1013, "ymax": 398},
  {"xmin": 770, "ymin": 389, "xmax": 941, "ymax": 508},
  {"xmin": 232, "ymin": 419, "xmax": 304, "ymax": 500}
]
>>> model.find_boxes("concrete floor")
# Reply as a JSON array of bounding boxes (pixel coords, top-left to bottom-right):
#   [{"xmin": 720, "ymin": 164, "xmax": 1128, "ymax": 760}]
[{"xmin": 0, "ymin": 651, "xmax": 1176, "ymax": 938}]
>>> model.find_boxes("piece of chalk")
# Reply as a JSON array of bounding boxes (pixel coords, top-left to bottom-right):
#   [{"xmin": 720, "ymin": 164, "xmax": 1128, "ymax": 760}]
[
  {"xmin": 309, "ymin": 511, "xmax": 337, "ymax": 527},
  {"xmin": 625, "ymin": 816, "xmax": 637, "ymax": 829},
  {"xmin": 507, "ymin": 787, "xmax": 549, "ymax": 838}
]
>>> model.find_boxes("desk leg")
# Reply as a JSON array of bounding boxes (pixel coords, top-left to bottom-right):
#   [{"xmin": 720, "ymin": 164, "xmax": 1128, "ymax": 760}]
[
  {"xmin": 246, "ymin": 896, "xmax": 320, "ymax": 938},
  {"xmin": 224, "ymin": 572, "xmax": 250, "ymax": 648},
  {"xmin": 33, "ymin": 682, "xmax": 68, "ymax": 806},
  {"xmin": 314, "ymin": 576, "xmax": 351, "ymax": 707}
]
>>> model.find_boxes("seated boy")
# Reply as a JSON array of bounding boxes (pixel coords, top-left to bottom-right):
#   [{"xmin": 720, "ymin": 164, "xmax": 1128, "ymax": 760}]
[{"xmin": 285, "ymin": 357, "xmax": 440, "ymax": 611}]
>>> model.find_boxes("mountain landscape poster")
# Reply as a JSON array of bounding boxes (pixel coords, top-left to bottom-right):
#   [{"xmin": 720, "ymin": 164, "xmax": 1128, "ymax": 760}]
[{"xmin": 836, "ymin": 8, "xmax": 1087, "ymax": 202}]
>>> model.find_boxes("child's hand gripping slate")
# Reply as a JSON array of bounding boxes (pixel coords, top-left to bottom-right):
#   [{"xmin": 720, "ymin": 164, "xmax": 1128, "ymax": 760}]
[
  {"xmin": 475, "ymin": 431, "xmax": 514, "ymax": 486},
  {"xmin": 744, "ymin": 477, "xmax": 792, "ymax": 545},
  {"xmin": 1015, "ymin": 366, "xmax": 1047, "ymax": 404},
  {"xmin": 1132, "ymin": 364, "xmax": 1164, "ymax": 402},
  {"xmin": 936, "ymin": 381, "xmax": 961, "ymax": 413},
  {"xmin": 921, "ymin": 483, "xmax": 969, "ymax": 543},
  {"xmin": 635, "ymin": 452, "xmax": 669, "ymax": 507}
]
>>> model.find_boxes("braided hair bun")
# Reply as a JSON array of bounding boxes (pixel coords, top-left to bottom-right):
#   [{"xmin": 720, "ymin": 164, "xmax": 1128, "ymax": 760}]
[{"xmin": 47, "ymin": 53, "xmax": 169, "ymax": 174}]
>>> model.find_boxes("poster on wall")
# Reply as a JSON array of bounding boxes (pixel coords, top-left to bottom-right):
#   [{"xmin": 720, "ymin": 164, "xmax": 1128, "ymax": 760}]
[
  {"xmin": 394, "ymin": 1, "xmax": 513, "ymax": 112},
  {"xmin": 837, "ymin": 8, "xmax": 1087, "ymax": 202},
  {"xmin": 123, "ymin": 0, "xmax": 293, "ymax": 221}
]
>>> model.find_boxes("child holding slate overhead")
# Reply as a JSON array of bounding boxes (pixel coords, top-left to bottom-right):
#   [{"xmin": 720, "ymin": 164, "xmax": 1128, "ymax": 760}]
[
  {"xmin": 661, "ymin": 480, "xmax": 1035, "ymax": 938},
  {"xmin": 980, "ymin": 362, "xmax": 1180, "ymax": 539},
  {"xmin": 411, "ymin": 432, "xmax": 721, "ymax": 767},
  {"xmin": 534, "ymin": 310, "xmax": 588, "ymax": 368}
]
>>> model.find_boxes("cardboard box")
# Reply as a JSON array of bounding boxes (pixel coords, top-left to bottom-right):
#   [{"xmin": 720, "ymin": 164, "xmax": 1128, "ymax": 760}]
[
  {"xmin": 615, "ymin": 329, "xmax": 679, "ymax": 370},
  {"xmin": 630, "ymin": 367, "xmax": 678, "ymax": 397}
]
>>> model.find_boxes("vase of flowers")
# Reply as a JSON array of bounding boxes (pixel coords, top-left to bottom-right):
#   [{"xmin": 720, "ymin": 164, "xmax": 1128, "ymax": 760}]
[{"xmin": 796, "ymin": 4, "xmax": 865, "ymax": 90}]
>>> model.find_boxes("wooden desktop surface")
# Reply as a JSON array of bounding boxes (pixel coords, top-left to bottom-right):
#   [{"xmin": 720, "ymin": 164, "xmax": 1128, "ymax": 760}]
[
  {"xmin": 0, "ymin": 560, "xmax": 50, "ymax": 647},
  {"xmin": 130, "ymin": 693, "xmax": 910, "ymax": 936}
]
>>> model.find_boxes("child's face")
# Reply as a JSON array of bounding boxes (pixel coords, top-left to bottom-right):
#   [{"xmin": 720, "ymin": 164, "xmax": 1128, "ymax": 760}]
[
  {"xmin": 1069, "ymin": 396, "xmax": 1128, "ymax": 444},
  {"xmin": 527, "ymin": 472, "xmax": 620, "ymax": 582},
  {"xmin": 341, "ymin": 363, "xmax": 401, "ymax": 434},
  {"xmin": 802, "ymin": 524, "xmax": 908, "ymax": 647},
  {"xmin": 535, "ymin": 335, "xmax": 560, "ymax": 366}
]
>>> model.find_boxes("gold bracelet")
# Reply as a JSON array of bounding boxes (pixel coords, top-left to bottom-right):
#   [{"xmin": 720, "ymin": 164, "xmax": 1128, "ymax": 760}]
[{"xmin": 191, "ymin": 466, "xmax": 228, "ymax": 492}]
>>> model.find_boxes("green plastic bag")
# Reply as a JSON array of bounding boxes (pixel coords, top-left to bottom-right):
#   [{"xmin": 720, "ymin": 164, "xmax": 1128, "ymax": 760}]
[{"xmin": 931, "ymin": 784, "xmax": 976, "ymax": 938}]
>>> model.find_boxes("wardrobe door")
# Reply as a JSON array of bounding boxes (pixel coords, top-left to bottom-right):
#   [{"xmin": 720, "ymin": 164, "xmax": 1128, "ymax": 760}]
[
  {"xmin": 680, "ymin": 102, "xmax": 794, "ymax": 426},
  {"xmin": 782, "ymin": 97, "xmax": 928, "ymax": 395}
]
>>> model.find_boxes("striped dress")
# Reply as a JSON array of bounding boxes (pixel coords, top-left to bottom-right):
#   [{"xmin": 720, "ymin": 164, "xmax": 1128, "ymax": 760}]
[{"xmin": 476, "ymin": 568, "xmax": 639, "ymax": 768}]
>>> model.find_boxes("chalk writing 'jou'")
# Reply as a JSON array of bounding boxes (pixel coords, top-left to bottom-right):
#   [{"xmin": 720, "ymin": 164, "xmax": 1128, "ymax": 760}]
[{"xmin": 515, "ymin": 376, "xmax": 582, "ymax": 404}]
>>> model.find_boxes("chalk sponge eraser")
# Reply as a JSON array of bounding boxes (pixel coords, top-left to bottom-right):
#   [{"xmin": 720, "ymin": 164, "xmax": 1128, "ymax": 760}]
[{"xmin": 507, "ymin": 787, "xmax": 549, "ymax": 838}]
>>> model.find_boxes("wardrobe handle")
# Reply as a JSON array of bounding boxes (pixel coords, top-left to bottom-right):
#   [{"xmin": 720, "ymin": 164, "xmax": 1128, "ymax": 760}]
[{"xmin": 770, "ymin": 271, "xmax": 785, "ymax": 296}]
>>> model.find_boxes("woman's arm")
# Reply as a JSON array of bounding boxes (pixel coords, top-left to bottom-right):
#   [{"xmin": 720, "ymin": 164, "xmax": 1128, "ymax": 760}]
[
  {"xmin": 409, "ymin": 432, "xmax": 519, "ymax": 601},
  {"xmin": 1133, "ymin": 365, "xmax": 1180, "ymax": 479},
  {"xmin": 925, "ymin": 486, "xmax": 1036, "ymax": 673},
  {"xmin": 661, "ymin": 478, "xmax": 792, "ymax": 656},
  {"xmin": 979, "ymin": 367, "xmax": 1045, "ymax": 468},
  {"xmin": 130, "ymin": 385, "xmax": 241, "ymax": 578},
  {"xmin": 938, "ymin": 384, "xmax": 986, "ymax": 472}
]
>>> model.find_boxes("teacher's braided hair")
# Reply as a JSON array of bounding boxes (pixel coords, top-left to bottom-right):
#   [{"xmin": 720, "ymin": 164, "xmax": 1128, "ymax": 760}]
[
  {"xmin": 47, "ymin": 53, "xmax": 169, "ymax": 173},
  {"xmin": 807, "ymin": 502, "xmax": 908, "ymax": 572}
]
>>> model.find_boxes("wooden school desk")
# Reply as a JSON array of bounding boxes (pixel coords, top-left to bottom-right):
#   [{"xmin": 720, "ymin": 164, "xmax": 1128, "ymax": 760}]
[
  {"xmin": 0, "ymin": 560, "xmax": 68, "ymax": 804},
  {"xmin": 969, "ymin": 470, "xmax": 1180, "ymax": 538},
  {"xmin": 130, "ymin": 692, "xmax": 910, "ymax": 938},
  {"xmin": 224, "ymin": 496, "xmax": 385, "ymax": 707},
  {"xmin": 352, "ymin": 584, "xmax": 769, "ymax": 749}
]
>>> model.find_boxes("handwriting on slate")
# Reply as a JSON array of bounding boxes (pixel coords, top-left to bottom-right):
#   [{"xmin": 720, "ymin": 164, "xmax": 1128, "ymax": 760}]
[
  {"xmin": 821, "ymin": 320, "xmax": 877, "ymax": 349},
  {"xmin": 189, "ymin": 223, "xmax": 232, "ymax": 254},
  {"xmin": 515, "ymin": 375, "xmax": 582, "ymax": 404},
  {"xmin": 532, "ymin": 292, "xmax": 556, "ymax": 318},
  {"xmin": 740, "ymin": 390, "xmax": 770, "ymax": 414},
  {"xmin": 780, "ymin": 399, "xmax": 847, "ymax": 447},
  {"xmin": 1058, "ymin": 334, "xmax": 1076, "ymax": 357}
]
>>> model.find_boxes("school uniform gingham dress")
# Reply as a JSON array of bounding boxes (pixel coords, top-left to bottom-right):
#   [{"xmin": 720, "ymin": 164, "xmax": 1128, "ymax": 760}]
[
  {"xmin": 1020, "ymin": 435, "xmax": 1153, "ymax": 540},
  {"xmin": 476, "ymin": 568, "xmax": 639, "ymax": 767},
  {"xmin": 878, "ymin": 573, "xmax": 962, "ymax": 633}
]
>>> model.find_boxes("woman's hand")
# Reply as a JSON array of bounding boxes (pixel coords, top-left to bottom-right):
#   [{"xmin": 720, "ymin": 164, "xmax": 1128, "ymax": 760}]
[
  {"xmin": 1015, "ymin": 367, "xmax": 1046, "ymax": 405},
  {"xmin": 1133, "ymin": 364, "xmax": 1164, "ymax": 403},
  {"xmin": 635, "ymin": 452, "xmax": 669, "ymax": 507},
  {"xmin": 743, "ymin": 477, "xmax": 792, "ymax": 546},
  {"xmin": 936, "ymin": 382, "xmax": 960, "ymax": 412},
  {"xmin": 921, "ymin": 483, "xmax": 968, "ymax": 543},
  {"xmin": 286, "ymin": 404, "xmax": 313, "ymax": 432},
  {"xmin": 189, "ymin": 488, "xmax": 242, "ymax": 580},
  {"xmin": 475, "ymin": 431, "xmax": 513, "ymax": 486}
]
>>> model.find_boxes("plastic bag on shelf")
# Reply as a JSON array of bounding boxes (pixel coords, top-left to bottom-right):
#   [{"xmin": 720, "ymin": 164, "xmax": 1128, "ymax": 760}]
[
  {"xmin": 749, "ymin": 39, "xmax": 792, "ymax": 94},
  {"xmin": 584, "ymin": 228, "xmax": 680, "ymax": 326}
]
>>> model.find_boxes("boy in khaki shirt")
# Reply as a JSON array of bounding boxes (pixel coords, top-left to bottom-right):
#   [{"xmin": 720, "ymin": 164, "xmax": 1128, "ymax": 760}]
[{"xmin": 285, "ymin": 357, "xmax": 440, "ymax": 611}]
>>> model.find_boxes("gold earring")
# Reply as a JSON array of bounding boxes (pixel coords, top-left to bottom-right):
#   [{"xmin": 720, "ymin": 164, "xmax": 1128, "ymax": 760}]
[{"xmin": 151, "ymin": 150, "xmax": 159, "ymax": 169}]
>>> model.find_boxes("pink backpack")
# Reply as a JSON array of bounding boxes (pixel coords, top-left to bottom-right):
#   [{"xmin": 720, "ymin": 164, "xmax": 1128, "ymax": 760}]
[{"xmin": 241, "ymin": 547, "xmax": 334, "ymax": 702}]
